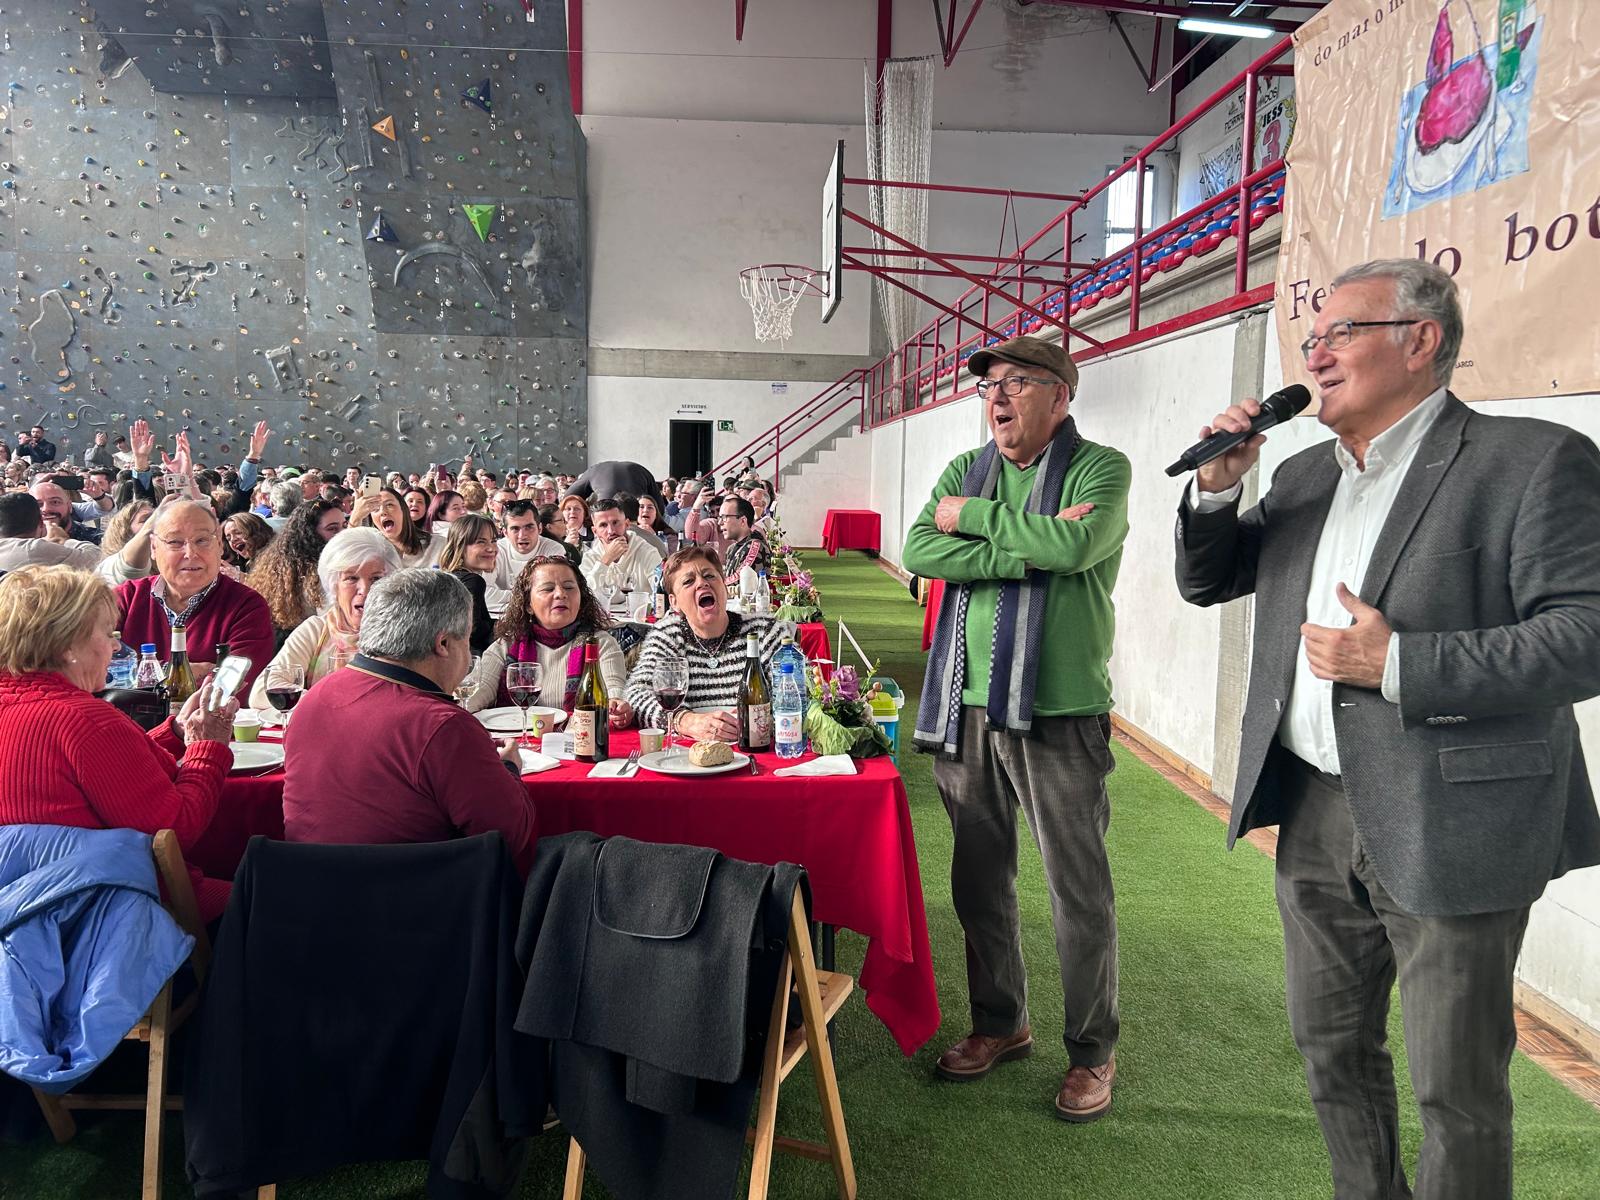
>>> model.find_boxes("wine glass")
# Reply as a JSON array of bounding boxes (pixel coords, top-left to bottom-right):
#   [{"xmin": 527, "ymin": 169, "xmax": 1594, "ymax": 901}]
[
  {"xmin": 504, "ymin": 661, "xmax": 543, "ymax": 748},
  {"xmin": 265, "ymin": 664, "xmax": 306, "ymax": 726},
  {"xmin": 453, "ymin": 656, "xmax": 480, "ymax": 707},
  {"xmin": 652, "ymin": 655, "xmax": 689, "ymax": 759},
  {"xmin": 324, "ymin": 647, "xmax": 353, "ymax": 675}
]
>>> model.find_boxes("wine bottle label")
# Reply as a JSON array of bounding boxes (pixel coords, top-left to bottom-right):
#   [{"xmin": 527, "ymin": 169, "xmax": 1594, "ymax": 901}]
[
  {"xmin": 570, "ymin": 708, "xmax": 598, "ymax": 756},
  {"xmin": 776, "ymin": 711, "xmax": 804, "ymax": 744},
  {"xmin": 745, "ymin": 703, "xmax": 773, "ymax": 749}
]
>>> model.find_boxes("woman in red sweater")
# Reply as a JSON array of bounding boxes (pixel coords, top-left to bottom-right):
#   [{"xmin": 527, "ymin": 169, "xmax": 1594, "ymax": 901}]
[{"xmin": 0, "ymin": 566, "xmax": 239, "ymax": 921}]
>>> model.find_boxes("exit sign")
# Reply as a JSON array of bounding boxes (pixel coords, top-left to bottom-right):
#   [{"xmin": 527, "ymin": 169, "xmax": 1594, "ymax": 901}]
[{"xmin": 717, "ymin": 420, "xmax": 735, "ymax": 432}]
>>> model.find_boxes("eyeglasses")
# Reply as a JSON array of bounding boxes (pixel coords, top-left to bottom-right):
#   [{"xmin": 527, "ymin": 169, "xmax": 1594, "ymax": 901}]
[
  {"xmin": 975, "ymin": 375, "xmax": 1059, "ymax": 398},
  {"xmin": 155, "ymin": 535, "xmax": 218, "ymax": 553},
  {"xmin": 1299, "ymin": 319, "xmax": 1421, "ymax": 361}
]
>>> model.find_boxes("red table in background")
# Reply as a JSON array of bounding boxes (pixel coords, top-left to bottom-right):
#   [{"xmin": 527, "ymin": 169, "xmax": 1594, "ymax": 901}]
[
  {"xmin": 797, "ymin": 621, "xmax": 831, "ymax": 665},
  {"xmin": 921, "ymin": 578, "xmax": 946, "ymax": 652},
  {"xmin": 191, "ymin": 729, "xmax": 939, "ymax": 1057},
  {"xmin": 820, "ymin": 509, "xmax": 881, "ymax": 557}
]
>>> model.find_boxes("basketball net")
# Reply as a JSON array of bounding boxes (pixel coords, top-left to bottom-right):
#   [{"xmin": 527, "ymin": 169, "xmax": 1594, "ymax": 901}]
[
  {"xmin": 865, "ymin": 56, "xmax": 935, "ymax": 350},
  {"xmin": 740, "ymin": 264, "xmax": 820, "ymax": 344}
]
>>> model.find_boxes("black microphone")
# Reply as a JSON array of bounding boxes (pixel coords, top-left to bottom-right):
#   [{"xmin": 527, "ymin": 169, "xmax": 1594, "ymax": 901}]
[{"xmin": 1164, "ymin": 384, "xmax": 1312, "ymax": 477}]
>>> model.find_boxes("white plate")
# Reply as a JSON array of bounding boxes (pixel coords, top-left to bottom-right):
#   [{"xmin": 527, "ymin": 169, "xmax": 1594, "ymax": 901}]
[
  {"xmin": 476, "ymin": 705, "xmax": 567, "ymax": 732},
  {"xmin": 229, "ymin": 742, "xmax": 285, "ymax": 773},
  {"xmin": 636, "ymin": 749, "xmax": 751, "ymax": 777}
]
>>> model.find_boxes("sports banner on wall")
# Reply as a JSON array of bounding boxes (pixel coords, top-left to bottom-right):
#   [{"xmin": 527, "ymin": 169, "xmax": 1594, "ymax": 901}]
[{"xmin": 1275, "ymin": 0, "xmax": 1600, "ymax": 401}]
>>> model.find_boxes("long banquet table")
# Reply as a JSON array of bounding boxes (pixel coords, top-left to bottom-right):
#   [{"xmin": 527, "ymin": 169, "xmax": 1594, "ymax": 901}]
[{"xmin": 191, "ymin": 728, "xmax": 940, "ymax": 1056}]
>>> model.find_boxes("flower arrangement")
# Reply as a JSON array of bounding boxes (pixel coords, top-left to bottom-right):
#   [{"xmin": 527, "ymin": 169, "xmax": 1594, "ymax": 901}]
[
  {"xmin": 803, "ymin": 662, "xmax": 893, "ymax": 758},
  {"xmin": 768, "ymin": 520, "xmax": 823, "ymax": 622}
]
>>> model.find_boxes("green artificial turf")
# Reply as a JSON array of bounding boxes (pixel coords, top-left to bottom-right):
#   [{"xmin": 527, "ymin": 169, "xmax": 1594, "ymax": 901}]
[{"xmin": 3, "ymin": 551, "xmax": 1597, "ymax": 1199}]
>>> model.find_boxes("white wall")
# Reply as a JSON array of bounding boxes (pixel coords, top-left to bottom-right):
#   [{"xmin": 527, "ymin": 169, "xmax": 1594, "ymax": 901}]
[
  {"xmin": 579, "ymin": 0, "xmax": 1170, "ymax": 136},
  {"xmin": 870, "ymin": 393, "xmax": 987, "ymax": 567},
  {"xmin": 586, "ymin": 376, "xmax": 840, "ymax": 475},
  {"xmin": 778, "ymin": 430, "xmax": 873, "ymax": 549},
  {"xmin": 1073, "ymin": 323, "xmax": 1237, "ymax": 773}
]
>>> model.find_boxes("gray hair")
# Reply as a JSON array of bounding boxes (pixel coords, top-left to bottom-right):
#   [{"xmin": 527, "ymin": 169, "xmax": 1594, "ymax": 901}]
[
  {"xmin": 315, "ymin": 527, "xmax": 402, "ymax": 606},
  {"xmin": 269, "ymin": 480, "xmax": 302, "ymax": 517},
  {"xmin": 1330, "ymin": 258, "xmax": 1463, "ymax": 386},
  {"xmin": 356, "ymin": 567, "xmax": 471, "ymax": 662}
]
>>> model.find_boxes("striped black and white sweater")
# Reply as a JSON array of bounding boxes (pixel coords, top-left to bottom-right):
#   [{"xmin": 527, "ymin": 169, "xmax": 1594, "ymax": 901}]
[{"xmin": 625, "ymin": 611, "xmax": 789, "ymax": 729}]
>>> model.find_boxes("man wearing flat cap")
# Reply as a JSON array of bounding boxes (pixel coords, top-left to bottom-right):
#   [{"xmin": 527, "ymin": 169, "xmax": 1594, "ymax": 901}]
[{"xmin": 905, "ymin": 335, "xmax": 1131, "ymax": 1122}]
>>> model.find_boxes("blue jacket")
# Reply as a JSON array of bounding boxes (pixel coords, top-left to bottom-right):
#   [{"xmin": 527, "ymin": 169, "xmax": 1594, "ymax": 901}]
[{"xmin": 0, "ymin": 825, "xmax": 194, "ymax": 1093}]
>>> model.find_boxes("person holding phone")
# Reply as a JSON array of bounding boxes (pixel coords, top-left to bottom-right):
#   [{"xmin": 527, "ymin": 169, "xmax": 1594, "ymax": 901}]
[{"xmin": 0, "ymin": 566, "xmax": 239, "ymax": 921}]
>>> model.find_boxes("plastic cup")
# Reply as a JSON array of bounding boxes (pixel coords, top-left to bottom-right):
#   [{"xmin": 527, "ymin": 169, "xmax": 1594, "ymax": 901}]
[
  {"xmin": 232, "ymin": 713, "xmax": 262, "ymax": 743},
  {"xmin": 639, "ymin": 728, "xmax": 665, "ymax": 755}
]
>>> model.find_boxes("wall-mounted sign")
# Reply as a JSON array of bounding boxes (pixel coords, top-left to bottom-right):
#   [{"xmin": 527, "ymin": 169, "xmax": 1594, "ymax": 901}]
[
  {"xmin": 770, "ymin": 381, "xmax": 789, "ymax": 395},
  {"xmin": 717, "ymin": 420, "xmax": 735, "ymax": 432},
  {"xmin": 673, "ymin": 403, "xmax": 709, "ymax": 419}
]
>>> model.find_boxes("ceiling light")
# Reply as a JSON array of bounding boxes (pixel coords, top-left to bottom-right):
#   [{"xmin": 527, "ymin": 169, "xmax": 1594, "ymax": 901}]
[{"xmin": 1177, "ymin": 17, "xmax": 1275, "ymax": 38}]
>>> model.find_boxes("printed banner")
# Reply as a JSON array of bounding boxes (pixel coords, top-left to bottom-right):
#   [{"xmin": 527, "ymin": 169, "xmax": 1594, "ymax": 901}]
[
  {"xmin": 1200, "ymin": 76, "xmax": 1297, "ymax": 201},
  {"xmin": 1275, "ymin": 0, "xmax": 1600, "ymax": 400}
]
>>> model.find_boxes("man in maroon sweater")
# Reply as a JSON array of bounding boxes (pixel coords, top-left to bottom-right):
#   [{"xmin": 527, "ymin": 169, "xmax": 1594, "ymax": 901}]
[
  {"xmin": 112, "ymin": 500, "xmax": 275, "ymax": 691},
  {"xmin": 282, "ymin": 568, "xmax": 537, "ymax": 873}
]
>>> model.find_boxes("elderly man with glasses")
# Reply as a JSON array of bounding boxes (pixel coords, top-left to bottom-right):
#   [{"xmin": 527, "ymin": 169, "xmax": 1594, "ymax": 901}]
[
  {"xmin": 1178, "ymin": 259, "xmax": 1600, "ymax": 1200},
  {"xmin": 905, "ymin": 335, "xmax": 1131, "ymax": 1123},
  {"xmin": 107, "ymin": 499, "xmax": 275, "ymax": 692}
]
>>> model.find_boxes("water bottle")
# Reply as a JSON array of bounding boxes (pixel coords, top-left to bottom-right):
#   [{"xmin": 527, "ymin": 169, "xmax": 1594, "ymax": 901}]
[
  {"xmin": 754, "ymin": 567, "xmax": 770, "ymax": 613},
  {"xmin": 773, "ymin": 661, "xmax": 806, "ymax": 759},
  {"xmin": 132, "ymin": 643, "xmax": 164, "ymax": 691},
  {"xmin": 105, "ymin": 631, "xmax": 137, "ymax": 690},
  {"xmin": 773, "ymin": 630, "xmax": 806, "ymax": 681}
]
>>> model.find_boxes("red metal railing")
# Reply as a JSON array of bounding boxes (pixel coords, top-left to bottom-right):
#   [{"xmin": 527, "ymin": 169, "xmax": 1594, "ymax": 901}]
[
  {"xmin": 859, "ymin": 33, "xmax": 1294, "ymax": 429},
  {"xmin": 719, "ymin": 33, "xmax": 1294, "ymax": 476},
  {"xmin": 711, "ymin": 370, "xmax": 867, "ymax": 490}
]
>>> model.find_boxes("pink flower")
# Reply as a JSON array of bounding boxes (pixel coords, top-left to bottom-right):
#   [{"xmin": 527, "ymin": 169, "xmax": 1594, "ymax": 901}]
[{"xmin": 834, "ymin": 666, "xmax": 859, "ymax": 701}]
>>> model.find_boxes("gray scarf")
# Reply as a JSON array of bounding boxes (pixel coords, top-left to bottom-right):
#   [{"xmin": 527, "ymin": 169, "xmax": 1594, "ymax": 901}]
[{"xmin": 915, "ymin": 418, "xmax": 1081, "ymax": 757}]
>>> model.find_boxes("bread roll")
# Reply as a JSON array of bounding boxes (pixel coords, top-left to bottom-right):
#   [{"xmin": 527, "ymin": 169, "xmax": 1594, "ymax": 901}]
[{"xmin": 689, "ymin": 740, "xmax": 735, "ymax": 767}]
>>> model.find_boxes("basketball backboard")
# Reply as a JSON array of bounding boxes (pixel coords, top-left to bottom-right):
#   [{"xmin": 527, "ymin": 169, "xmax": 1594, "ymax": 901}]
[{"xmin": 821, "ymin": 139, "xmax": 844, "ymax": 323}]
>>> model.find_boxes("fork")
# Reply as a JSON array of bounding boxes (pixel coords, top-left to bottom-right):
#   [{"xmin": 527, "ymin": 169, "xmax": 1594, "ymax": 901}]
[
  {"xmin": 747, "ymin": 755, "xmax": 762, "ymax": 776},
  {"xmin": 624, "ymin": 749, "xmax": 641, "ymax": 777}
]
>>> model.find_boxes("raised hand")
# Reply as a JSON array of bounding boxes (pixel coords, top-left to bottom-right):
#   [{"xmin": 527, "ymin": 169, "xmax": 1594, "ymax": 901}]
[
  {"xmin": 130, "ymin": 419, "xmax": 156, "ymax": 470},
  {"xmin": 249, "ymin": 420, "xmax": 271, "ymax": 461}
]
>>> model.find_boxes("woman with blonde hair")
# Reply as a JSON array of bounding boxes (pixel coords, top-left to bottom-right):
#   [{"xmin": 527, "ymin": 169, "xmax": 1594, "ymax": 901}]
[
  {"xmin": 0, "ymin": 566, "xmax": 238, "ymax": 920},
  {"xmin": 101, "ymin": 499, "xmax": 156, "ymax": 556}
]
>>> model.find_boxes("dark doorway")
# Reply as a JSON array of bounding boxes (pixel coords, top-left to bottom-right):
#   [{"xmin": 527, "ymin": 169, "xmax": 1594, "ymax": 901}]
[{"xmin": 669, "ymin": 420, "xmax": 713, "ymax": 480}]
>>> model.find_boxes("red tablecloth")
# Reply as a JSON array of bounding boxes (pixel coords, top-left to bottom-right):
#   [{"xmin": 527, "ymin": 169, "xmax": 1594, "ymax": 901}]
[
  {"xmin": 191, "ymin": 728, "xmax": 939, "ymax": 1056},
  {"xmin": 921, "ymin": 579, "xmax": 946, "ymax": 652},
  {"xmin": 797, "ymin": 621, "xmax": 830, "ymax": 664},
  {"xmin": 820, "ymin": 509, "xmax": 881, "ymax": 557}
]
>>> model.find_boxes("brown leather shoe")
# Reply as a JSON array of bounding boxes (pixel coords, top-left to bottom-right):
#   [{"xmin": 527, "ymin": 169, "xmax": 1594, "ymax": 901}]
[
  {"xmin": 934, "ymin": 1027, "xmax": 1033, "ymax": 1081},
  {"xmin": 1054, "ymin": 1054, "xmax": 1114, "ymax": 1121}
]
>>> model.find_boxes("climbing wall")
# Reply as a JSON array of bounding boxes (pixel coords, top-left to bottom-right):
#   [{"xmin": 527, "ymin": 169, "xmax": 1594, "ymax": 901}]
[{"xmin": 0, "ymin": 0, "xmax": 588, "ymax": 474}]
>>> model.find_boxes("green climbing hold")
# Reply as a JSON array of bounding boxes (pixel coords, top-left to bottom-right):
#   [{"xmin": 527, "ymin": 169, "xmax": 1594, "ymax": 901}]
[{"xmin": 462, "ymin": 203, "xmax": 497, "ymax": 242}]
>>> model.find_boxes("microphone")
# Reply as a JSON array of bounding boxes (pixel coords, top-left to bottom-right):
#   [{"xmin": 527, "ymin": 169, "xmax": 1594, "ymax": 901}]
[{"xmin": 1164, "ymin": 384, "xmax": 1312, "ymax": 477}]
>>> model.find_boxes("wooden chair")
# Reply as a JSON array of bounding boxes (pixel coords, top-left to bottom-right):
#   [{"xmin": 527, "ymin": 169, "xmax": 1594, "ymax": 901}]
[
  {"xmin": 30, "ymin": 830, "xmax": 275, "ymax": 1200},
  {"xmin": 562, "ymin": 889, "xmax": 857, "ymax": 1200}
]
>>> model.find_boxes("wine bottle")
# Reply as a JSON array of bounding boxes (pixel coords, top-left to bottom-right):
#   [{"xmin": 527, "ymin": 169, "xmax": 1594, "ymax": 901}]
[
  {"xmin": 738, "ymin": 631, "xmax": 772, "ymax": 753},
  {"xmin": 167, "ymin": 626, "xmax": 196, "ymax": 717},
  {"xmin": 571, "ymin": 637, "xmax": 610, "ymax": 763}
]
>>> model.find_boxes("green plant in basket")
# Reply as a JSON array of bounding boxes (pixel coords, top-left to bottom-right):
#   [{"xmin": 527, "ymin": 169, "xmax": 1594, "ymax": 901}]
[{"xmin": 803, "ymin": 663, "xmax": 893, "ymax": 758}]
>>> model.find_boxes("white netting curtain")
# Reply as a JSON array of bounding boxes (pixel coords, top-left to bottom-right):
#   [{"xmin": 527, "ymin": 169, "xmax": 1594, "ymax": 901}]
[{"xmin": 864, "ymin": 57, "xmax": 935, "ymax": 351}]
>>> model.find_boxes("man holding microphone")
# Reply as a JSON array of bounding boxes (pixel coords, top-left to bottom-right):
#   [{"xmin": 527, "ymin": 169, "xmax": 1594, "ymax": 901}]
[{"xmin": 1176, "ymin": 259, "xmax": 1600, "ymax": 1200}]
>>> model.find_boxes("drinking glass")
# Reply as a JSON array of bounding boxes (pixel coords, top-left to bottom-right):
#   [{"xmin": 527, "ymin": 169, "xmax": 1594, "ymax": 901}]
[
  {"xmin": 505, "ymin": 661, "xmax": 543, "ymax": 747},
  {"xmin": 454, "ymin": 657, "xmax": 481, "ymax": 707},
  {"xmin": 652, "ymin": 655, "xmax": 689, "ymax": 759},
  {"xmin": 264, "ymin": 664, "xmax": 305, "ymax": 726}
]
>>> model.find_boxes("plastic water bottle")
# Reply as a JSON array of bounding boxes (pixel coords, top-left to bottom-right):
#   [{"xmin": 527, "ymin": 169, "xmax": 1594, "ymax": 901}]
[
  {"xmin": 132, "ymin": 644, "xmax": 164, "ymax": 691},
  {"xmin": 773, "ymin": 661, "xmax": 806, "ymax": 759},
  {"xmin": 105, "ymin": 632, "xmax": 138, "ymax": 690},
  {"xmin": 773, "ymin": 630, "xmax": 806, "ymax": 681}
]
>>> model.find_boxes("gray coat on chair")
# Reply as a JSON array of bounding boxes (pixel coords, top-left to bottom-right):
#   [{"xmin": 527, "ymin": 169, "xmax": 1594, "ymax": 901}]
[{"xmin": 1176, "ymin": 394, "xmax": 1600, "ymax": 916}]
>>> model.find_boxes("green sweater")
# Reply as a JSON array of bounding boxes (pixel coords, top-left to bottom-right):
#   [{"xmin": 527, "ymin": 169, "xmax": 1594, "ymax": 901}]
[{"xmin": 902, "ymin": 438, "xmax": 1131, "ymax": 717}]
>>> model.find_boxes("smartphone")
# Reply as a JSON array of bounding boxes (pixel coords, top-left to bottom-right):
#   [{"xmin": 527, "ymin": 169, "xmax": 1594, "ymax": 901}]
[
  {"xmin": 359, "ymin": 474, "xmax": 382, "ymax": 499},
  {"xmin": 207, "ymin": 655, "xmax": 254, "ymax": 710},
  {"xmin": 51, "ymin": 473, "xmax": 85, "ymax": 491}
]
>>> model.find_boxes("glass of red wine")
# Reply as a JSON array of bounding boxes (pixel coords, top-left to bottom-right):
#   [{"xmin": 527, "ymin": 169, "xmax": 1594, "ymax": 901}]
[
  {"xmin": 505, "ymin": 661, "xmax": 543, "ymax": 748},
  {"xmin": 653, "ymin": 655, "xmax": 689, "ymax": 759},
  {"xmin": 264, "ymin": 664, "xmax": 305, "ymax": 727}
]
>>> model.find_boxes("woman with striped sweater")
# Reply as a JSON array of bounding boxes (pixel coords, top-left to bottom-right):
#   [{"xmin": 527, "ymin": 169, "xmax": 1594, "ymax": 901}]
[{"xmin": 625, "ymin": 546, "xmax": 787, "ymax": 743}]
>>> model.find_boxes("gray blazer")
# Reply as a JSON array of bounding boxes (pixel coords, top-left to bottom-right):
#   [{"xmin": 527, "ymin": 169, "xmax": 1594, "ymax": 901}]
[{"xmin": 1176, "ymin": 395, "xmax": 1600, "ymax": 916}]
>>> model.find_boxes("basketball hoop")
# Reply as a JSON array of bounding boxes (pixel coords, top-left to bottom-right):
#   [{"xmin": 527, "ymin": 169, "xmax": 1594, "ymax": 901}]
[{"xmin": 739, "ymin": 263, "xmax": 829, "ymax": 344}]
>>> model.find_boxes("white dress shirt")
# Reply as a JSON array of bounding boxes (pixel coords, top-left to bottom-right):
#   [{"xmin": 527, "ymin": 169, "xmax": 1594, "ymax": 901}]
[{"xmin": 1193, "ymin": 387, "xmax": 1448, "ymax": 774}]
